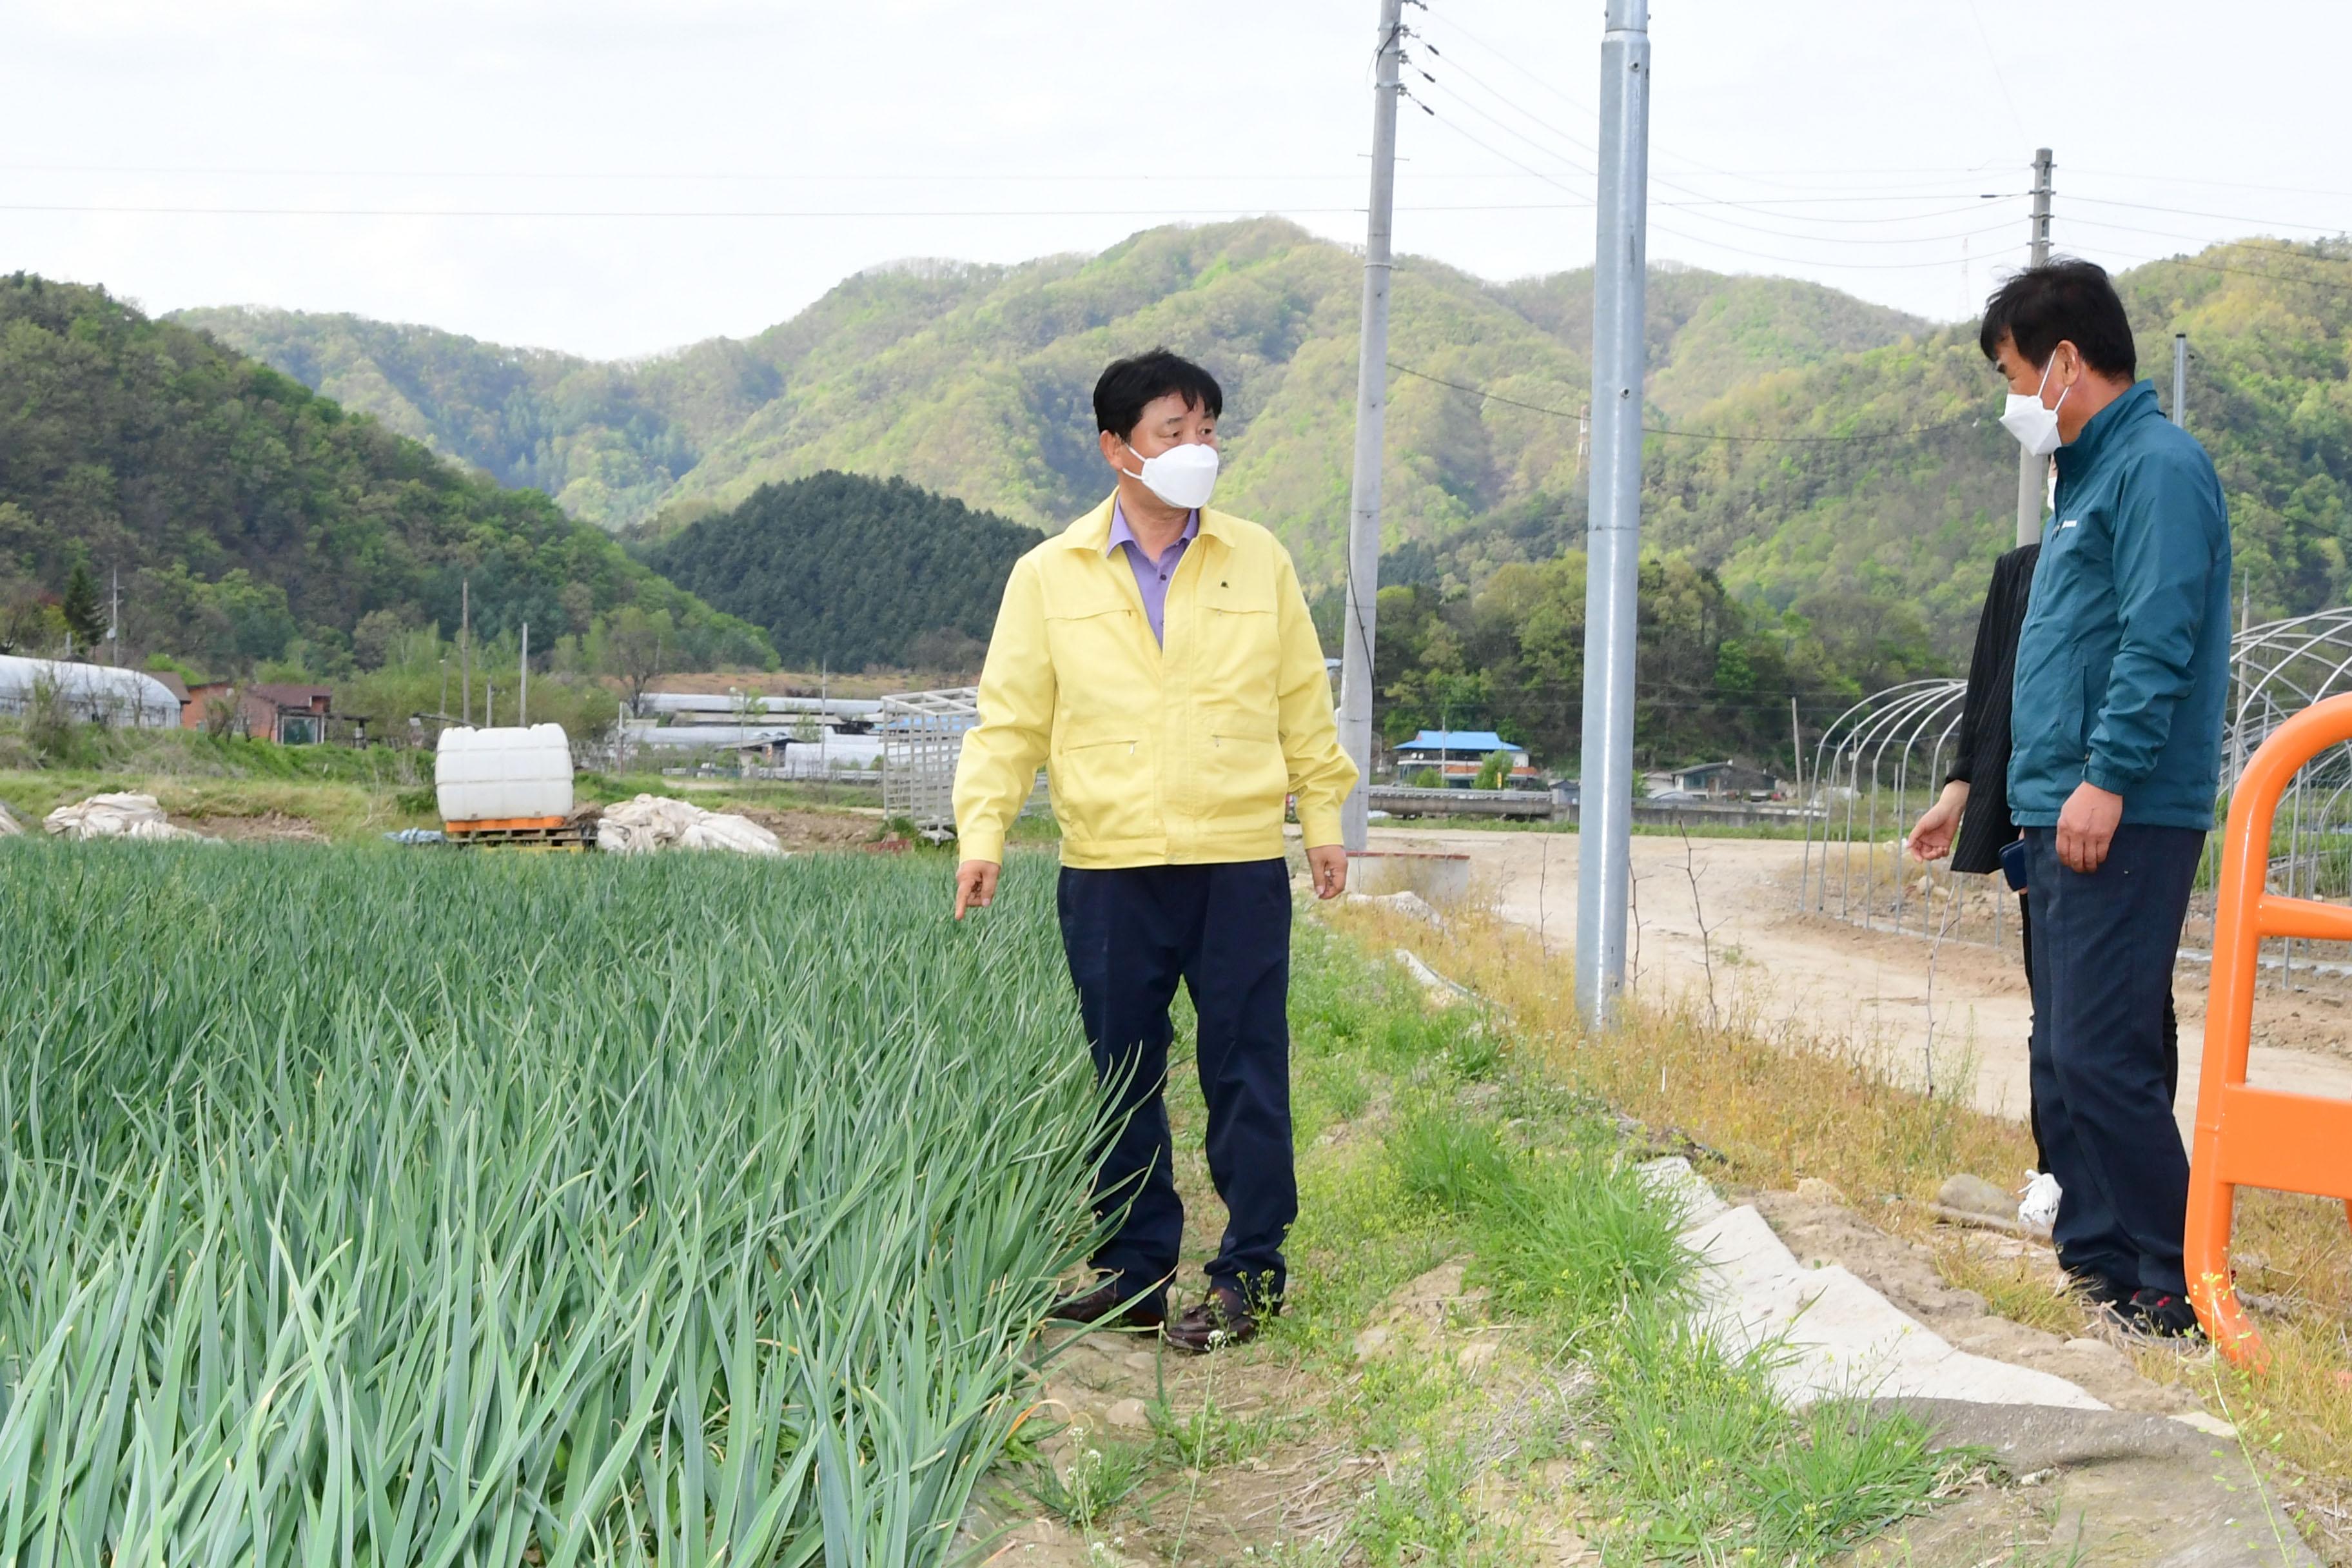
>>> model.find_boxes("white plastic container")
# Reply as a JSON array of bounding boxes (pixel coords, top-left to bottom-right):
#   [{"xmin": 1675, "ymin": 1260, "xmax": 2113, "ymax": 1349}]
[{"xmin": 434, "ymin": 724, "xmax": 575, "ymax": 824}]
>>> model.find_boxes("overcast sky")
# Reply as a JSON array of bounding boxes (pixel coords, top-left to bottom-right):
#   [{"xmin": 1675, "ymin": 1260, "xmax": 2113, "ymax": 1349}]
[{"xmin": 5, "ymin": 1, "xmax": 2347, "ymax": 360}]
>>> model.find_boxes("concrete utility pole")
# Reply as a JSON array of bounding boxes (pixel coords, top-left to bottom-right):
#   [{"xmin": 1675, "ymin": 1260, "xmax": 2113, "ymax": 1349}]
[
  {"xmin": 1576, "ymin": 0, "xmax": 1651, "ymax": 1028},
  {"xmin": 2014, "ymin": 147, "xmax": 2055, "ymax": 547},
  {"xmin": 460, "ymin": 578, "xmax": 472, "ymax": 727},
  {"xmin": 2172, "ymin": 332, "xmax": 2188, "ymax": 429},
  {"xmin": 518, "ymin": 620, "xmax": 529, "ymax": 727},
  {"xmin": 1337, "ymin": 0, "xmax": 1406, "ymax": 853}
]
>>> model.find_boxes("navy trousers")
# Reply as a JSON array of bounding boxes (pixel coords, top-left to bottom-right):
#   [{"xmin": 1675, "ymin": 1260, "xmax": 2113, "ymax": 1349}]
[
  {"xmin": 2023, "ymin": 824, "xmax": 2204, "ymax": 1297},
  {"xmin": 1057, "ymin": 859, "xmax": 1295, "ymax": 1311},
  {"xmin": 2017, "ymin": 891, "xmax": 2179, "ymax": 1171}
]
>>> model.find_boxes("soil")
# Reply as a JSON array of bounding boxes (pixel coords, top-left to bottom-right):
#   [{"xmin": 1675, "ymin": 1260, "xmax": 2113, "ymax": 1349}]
[
  {"xmin": 172, "ymin": 810, "xmax": 329, "ymax": 844},
  {"xmin": 725, "ymin": 805, "xmax": 883, "ymax": 852},
  {"xmin": 1365, "ymin": 827, "xmax": 2352, "ymax": 1135}
]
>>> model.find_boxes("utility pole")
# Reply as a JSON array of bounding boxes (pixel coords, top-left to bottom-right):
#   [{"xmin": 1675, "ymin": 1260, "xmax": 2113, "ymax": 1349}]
[
  {"xmin": 460, "ymin": 579, "xmax": 473, "ymax": 727},
  {"xmin": 518, "ymin": 621, "xmax": 529, "ymax": 727},
  {"xmin": 106, "ymin": 567, "xmax": 120, "ymax": 666},
  {"xmin": 1337, "ymin": 0, "xmax": 1406, "ymax": 853},
  {"xmin": 1788, "ymin": 695, "xmax": 1804, "ymax": 801},
  {"xmin": 2171, "ymin": 333, "xmax": 2188, "ymax": 429},
  {"xmin": 1576, "ymin": 0, "xmax": 1651, "ymax": 1028},
  {"xmin": 2014, "ymin": 147, "xmax": 2054, "ymax": 547}
]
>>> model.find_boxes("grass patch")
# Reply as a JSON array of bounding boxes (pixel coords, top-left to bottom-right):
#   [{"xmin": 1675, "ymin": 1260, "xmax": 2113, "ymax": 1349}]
[
  {"xmin": 1932, "ymin": 1235, "xmax": 2085, "ymax": 1337},
  {"xmin": 1333, "ymin": 899, "xmax": 2352, "ymax": 1557},
  {"xmin": 1298, "ymin": 982, "xmax": 1957, "ymax": 1563},
  {"xmin": 1583, "ymin": 1309, "xmax": 1965, "ymax": 1562}
]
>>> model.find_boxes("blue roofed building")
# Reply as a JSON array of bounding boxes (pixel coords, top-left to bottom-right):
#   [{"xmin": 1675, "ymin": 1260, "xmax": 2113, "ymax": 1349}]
[{"xmin": 1391, "ymin": 729, "xmax": 1536, "ymax": 787}]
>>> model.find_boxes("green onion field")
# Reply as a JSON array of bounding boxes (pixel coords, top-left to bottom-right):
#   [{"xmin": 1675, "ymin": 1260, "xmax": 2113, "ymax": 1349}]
[{"xmin": 0, "ymin": 843, "xmax": 1102, "ymax": 1567}]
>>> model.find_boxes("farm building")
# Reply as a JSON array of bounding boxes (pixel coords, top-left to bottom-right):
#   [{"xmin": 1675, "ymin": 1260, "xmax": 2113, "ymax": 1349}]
[
  {"xmin": 182, "ymin": 681, "xmax": 342, "ymax": 743},
  {"xmin": 1661, "ymin": 760, "xmax": 1779, "ymax": 799},
  {"xmin": 0, "ymin": 656, "xmax": 181, "ymax": 728},
  {"xmin": 1393, "ymin": 729, "xmax": 1537, "ymax": 786}
]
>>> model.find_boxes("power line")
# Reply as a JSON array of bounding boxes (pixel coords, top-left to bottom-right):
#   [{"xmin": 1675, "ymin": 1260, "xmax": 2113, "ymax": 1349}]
[
  {"xmin": 1388, "ymin": 362, "xmax": 1983, "ymax": 444},
  {"xmin": 2066, "ymin": 192, "xmax": 2352, "ymax": 238},
  {"xmin": 2104, "ymin": 249, "xmax": 2352, "ymax": 295},
  {"xmin": 1411, "ymin": 68, "xmax": 1598, "ymax": 180},
  {"xmin": 1654, "ymin": 194, "xmax": 2023, "ymax": 226},
  {"xmin": 2069, "ymin": 168, "xmax": 2352, "ymax": 202},
  {"xmin": 1410, "ymin": 35, "xmax": 2023, "ymax": 262},
  {"xmin": 1407, "ymin": 95, "xmax": 2017, "ymax": 267},
  {"xmin": 2066, "ymin": 217, "xmax": 2352, "ymax": 263},
  {"xmin": 0, "ymin": 198, "xmax": 1639, "ymax": 219},
  {"xmin": 1643, "ymin": 216, "xmax": 2015, "ymax": 270}
]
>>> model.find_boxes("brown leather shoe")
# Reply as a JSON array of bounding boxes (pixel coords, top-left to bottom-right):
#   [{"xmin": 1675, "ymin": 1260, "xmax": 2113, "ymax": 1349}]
[
  {"xmin": 1046, "ymin": 1277, "xmax": 1166, "ymax": 1331},
  {"xmin": 1164, "ymin": 1284, "xmax": 1262, "ymax": 1354}
]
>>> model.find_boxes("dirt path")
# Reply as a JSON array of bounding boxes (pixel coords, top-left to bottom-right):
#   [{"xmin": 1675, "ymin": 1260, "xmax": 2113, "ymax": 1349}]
[{"xmin": 1366, "ymin": 826, "xmax": 2352, "ymax": 1138}]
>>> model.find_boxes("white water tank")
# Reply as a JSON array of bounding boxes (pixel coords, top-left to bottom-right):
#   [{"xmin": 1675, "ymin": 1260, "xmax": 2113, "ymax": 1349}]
[{"xmin": 434, "ymin": 724, "xmax": 575, "ymax": 823}]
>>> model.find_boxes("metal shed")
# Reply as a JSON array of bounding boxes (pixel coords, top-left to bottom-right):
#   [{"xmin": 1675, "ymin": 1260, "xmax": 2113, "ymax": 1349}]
[{"xmin": 877, "ymin": 687, "xmax": 1046, "ymax": 839}]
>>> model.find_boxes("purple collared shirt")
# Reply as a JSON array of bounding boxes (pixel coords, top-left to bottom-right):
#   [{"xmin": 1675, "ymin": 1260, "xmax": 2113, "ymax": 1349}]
[{"xmin": 1107, "ymin": 502, "xmax": 1198, "ymax": 646}]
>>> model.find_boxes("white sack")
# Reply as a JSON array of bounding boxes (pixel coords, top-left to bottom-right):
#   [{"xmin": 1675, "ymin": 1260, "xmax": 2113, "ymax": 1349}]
[
  {"xmin": 596, "ymin": 793, "xmax": 783, "ymax": 856},
  {"xmin": 42, "ymin": 792, "xmax": 208, "ymax": 843}
]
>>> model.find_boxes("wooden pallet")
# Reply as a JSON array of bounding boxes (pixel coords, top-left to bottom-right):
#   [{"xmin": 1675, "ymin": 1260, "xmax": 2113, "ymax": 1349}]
[{"xmin": 443, "ymin": 818, "xmax": 597, "ymax": 852}]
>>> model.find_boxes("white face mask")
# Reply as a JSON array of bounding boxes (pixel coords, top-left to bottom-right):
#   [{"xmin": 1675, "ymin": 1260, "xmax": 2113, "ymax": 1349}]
[
  {"xmin": 1999, "ymin": 354, "xmax": 2070, "ymax": 458},
  {"xmin": 1122, "ymin": 439, "xmax": 1219, "ymax": 511}
]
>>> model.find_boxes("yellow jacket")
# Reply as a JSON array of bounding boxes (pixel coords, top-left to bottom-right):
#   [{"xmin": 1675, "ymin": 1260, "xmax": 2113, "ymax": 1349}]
[{"xmin": 954, "ymin": 493, "xmax": 1358, "ymax": 869}]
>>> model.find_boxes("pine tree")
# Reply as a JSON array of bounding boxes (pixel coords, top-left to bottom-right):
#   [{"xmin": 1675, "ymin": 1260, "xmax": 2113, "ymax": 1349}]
[{"xmin": 59, "ymin": 563, "xmax": 104, "ymax": 650}]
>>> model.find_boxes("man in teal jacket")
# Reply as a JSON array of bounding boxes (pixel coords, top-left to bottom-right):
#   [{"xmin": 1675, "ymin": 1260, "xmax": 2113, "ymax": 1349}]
[{"xmin": 1985, "ymin": 260, "xmax": 2231, "ymax": 1338}]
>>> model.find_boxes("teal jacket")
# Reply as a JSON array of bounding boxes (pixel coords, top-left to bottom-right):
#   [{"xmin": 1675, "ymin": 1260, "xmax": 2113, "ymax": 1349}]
[{"xmin": 2008, "ymin": 381, "xmax": 2231, "ymax": 830}]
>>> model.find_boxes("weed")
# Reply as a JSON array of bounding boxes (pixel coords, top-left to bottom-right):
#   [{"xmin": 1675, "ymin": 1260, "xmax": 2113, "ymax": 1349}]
[
  {"xmin": 1471, "ymin": 1153, "xmax": 1694, "ymax": 1331},
  {"xmin": 1351, "ymin": 1440, "xmax": 1518, "ymax": 1567},
  {"xmin": 1389, "ymin": 1106, "xmax": 1514, "ymax": 1213},
  {"xmin": 1147, "ymin": 1393, "xmax": 1302, "ymax": 1471},
  {"xmin": 1019, "ymin": 1440, "xmax": 1159, "ymax": 1538},
  {"xmin": 1340, "ymin": 1354, "xmax": 1476, "ymax": 1453}
]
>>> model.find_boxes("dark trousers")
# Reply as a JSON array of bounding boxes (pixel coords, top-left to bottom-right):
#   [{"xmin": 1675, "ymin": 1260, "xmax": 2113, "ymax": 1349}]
[
  {"xmin": 1057, "ymin": 859, "xmax": 1295, "ymax": 1311},
  {"xmin": 2023, "ymin": 825, "xmax": 2203, "ymax": 1296},
  {"xmin": 2017, "ymin": 891, "xmax": 2178, "ymax": 1171}
]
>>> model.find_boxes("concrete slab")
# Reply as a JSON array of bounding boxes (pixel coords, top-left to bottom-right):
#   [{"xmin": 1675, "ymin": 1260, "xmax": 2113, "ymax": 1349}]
[{"xmin": 1640, "ymin": 1157, "xmax": 2105, "ymax": 1413}]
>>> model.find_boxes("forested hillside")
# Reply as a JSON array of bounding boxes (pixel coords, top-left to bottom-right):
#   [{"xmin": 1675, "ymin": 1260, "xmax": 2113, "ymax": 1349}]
[
  {"xmin": 180, "ymin": 220, "xmax": 1926, "ymax": 583},
  {"xmin": 182, "ymin": 224, "xmax": 2352, "ymax": 663},
  {"xmin": 1645, "ymin": 239, "xmax": 2352, "ymax": 641},
  {"xmin": 172, "ymin": 306, "xmax": 783, "ymax": 531},
  {"xmin": 0, "ymin": 275, "xmax": 771, "ymax": 676},
  {"xmin": 642, "ymin": 471, "xmax": 1041, "ymax": 669}
]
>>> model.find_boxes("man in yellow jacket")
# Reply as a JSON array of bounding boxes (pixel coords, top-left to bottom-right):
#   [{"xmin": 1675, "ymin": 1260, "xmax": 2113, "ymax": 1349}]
[{"xmin": 952, "ymin": 348, "xmax": 1358, "ymax": 1351}]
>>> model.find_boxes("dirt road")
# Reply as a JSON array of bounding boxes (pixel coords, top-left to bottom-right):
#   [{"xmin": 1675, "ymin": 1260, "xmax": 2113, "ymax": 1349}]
[{"xmin": 1365, "ymin": 826, "xmax": 2352, "ymax": 1138}]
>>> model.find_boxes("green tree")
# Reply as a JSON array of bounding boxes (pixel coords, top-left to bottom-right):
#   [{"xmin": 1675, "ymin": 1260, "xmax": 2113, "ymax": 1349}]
[
  {"xmin": 59, "ymin": 563, "xmax": 103, "ymax": 649},
  {"xmin": 644, "ymin": 471, "xmax": 1040, "ymax": 670},
  {"xmin": 602, "ymin": 606, "xmax": 675, "ymax": 714}
]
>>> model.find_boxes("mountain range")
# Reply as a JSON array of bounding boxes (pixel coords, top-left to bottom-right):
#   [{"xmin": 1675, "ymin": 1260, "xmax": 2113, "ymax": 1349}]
[{"xmin": 175, "ymin": 221, "xmax": 2352, "ymax": 657}]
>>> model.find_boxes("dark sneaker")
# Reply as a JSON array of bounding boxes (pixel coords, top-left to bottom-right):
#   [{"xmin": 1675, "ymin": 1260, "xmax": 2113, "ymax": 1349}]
[
  {"xmin": 2121, "ymin": 1288, "xmax": 2204, "ymax": 1340},
  {"xmin": 1046, "ymin": 1277, "xmax": 1166, "ymax": 1331},
  {"xmin": 1164, "ymin": 1283, "xmax": 1264, "ymax": 1354},
  {"xmin": 2064, "ymin": 1269, "xmax": 2135, "ymax": 1310}
]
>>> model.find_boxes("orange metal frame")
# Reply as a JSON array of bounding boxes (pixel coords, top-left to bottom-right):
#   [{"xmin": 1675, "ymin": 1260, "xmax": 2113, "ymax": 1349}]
[
  {"xmin": 443, "ymin": 816, "xmax": 567, "ymax": 834},
  {"xmin": 2186, "ymin": 693, "xmax": 2352, "ymax": 1367}
]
